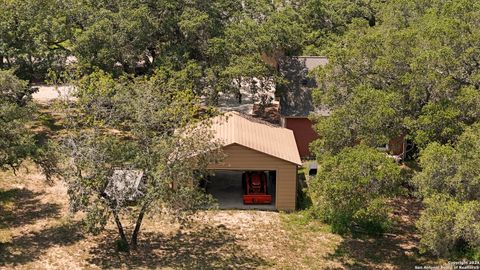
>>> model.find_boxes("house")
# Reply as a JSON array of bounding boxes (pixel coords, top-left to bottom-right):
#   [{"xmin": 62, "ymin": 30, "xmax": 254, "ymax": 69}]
[
  {"xmin": 278, "ymin": 56, "xmax": 330, "ymax": 159},
  {"xmin": 206, "ymin": 112, "xmax": 301, "ymax": 211}
]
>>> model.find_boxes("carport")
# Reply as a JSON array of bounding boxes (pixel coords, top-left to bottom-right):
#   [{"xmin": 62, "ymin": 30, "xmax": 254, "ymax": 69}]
[
  {"xmin": 207, "ymin": 170, "xmax": 276, "ymax": 210},
  {"xmin": 206, "ymin": 112, "xmax": 301, "ymax": 211}
]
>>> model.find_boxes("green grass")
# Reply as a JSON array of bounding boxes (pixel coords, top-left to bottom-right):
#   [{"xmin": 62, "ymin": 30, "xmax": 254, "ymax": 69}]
[
  {"xmin": 282, "ymin": 211, "xmax": 331, "ymax": 234},
  {"xmin": 278, "ymin": 212, "xmax": 344, "ymax": 269}
]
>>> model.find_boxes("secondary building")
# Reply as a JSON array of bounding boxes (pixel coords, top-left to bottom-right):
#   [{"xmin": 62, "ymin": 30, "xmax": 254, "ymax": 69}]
[{"xmin": 206, "ymin": 112, "xmax": 301, "ymax": 211}]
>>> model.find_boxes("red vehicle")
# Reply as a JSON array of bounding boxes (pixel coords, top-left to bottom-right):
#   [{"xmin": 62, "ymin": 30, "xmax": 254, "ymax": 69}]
[{"xmin": 243, "ymin": 171, "xmax": 272, "ymax": 204}]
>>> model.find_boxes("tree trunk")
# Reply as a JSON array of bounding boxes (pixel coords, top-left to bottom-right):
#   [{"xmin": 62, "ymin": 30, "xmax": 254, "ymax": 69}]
[
  {"xmin": 368, "ymin": 15, "xmax": 376, "ymax": 27},
  {"xmin": 112, "ymin": 210, "xmax": 130, "ymax": 252},
  {"xmin": 130, "ymin": 202, "xmax": 148, "ymax": 250},
  {"xmin": 236, "ymin": 77, "xmax": 243, "ymax": 104}
]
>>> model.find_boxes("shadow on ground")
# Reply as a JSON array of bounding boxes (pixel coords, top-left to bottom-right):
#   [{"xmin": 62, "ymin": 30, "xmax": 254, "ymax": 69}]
[
  {"xmin": 326, "ymin": 198, "xmax": 435, "ymax": 269},
  {"xmin": 0, "ymin": 221, "xmax": 84, "ymax": 266},
  {"xmin": 0, "ymin": 187, "xmax": 82, "ymax": 267},
  {"xmin": 88, "ymin": 225, "xmax": 269, "ymax": 269},
  {"xmin": 0, "ymin": 188, "xmax": 61, "ymax": 228}
]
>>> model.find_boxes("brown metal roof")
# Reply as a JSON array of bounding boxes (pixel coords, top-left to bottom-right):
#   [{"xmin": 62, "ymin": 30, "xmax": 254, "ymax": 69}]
[{"xmin": 210, "ymin": 112, "xmax": 302, "ymax": 165}]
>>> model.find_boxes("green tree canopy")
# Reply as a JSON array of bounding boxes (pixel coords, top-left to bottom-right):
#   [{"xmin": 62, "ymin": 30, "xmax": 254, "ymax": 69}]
[
  {"xmin": 312, "ymin": 85, "xmax": 403, "ymax": 156},
  {"xmin": 0, "ymin": 70, "xmax": 36, "ymax": 170},
  {"xmin": 0, "ymin": 0, "xmax": 74, "ymax": 80},
  {"xmin": 58, "ymin": 71, "xmax": 223, "ymax": 251},
  {"xmin": 2, "ymin": 0, "xmax": 362, "ymax": 101},
  {"xmin": 414, "ymin": 123, "xmax": 480, "ymax": 201},
  {"xmin": 312, "ymin": 0, "xmax": 480, "ymax": 153},
  {"xmin": 0, "ymin": 69, "xmax": 58, "ymax": 178}
]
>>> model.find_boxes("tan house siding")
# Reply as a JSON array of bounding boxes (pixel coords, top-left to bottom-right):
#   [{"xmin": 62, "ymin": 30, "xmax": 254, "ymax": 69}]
[
  {"xmin": 275, "ymin": 167, "xmax": 297, "ymax": 210},
  {"xmin": 208, "ymin": 144, "xmax": 297, "ymax": 211}
]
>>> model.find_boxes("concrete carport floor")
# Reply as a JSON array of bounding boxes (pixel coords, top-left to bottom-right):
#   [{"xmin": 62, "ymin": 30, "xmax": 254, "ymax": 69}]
[{"xmin": 207, "ymin": 170, "xmax": 276, "ymax": 210}]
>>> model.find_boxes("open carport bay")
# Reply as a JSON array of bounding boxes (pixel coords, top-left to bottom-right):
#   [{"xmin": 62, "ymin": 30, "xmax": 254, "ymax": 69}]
[{"xmin": 207, "ymin": 170, "xmax": 276, "ymax": 210}]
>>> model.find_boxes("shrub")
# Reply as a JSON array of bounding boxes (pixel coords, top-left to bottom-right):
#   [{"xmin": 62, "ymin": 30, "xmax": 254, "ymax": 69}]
[
  {"xmin": 296, "ymin": 169, "xmax": 312, "ymax": 210},
  {"xmin": 353, "ymin": 197, "xmax": 393, "ymax": 234},
  {"xmin": 309, "ymin": 145, "xmax": 402, "ymax": 234},
  {"xmin": 417, "ymin": 195, "xmax": 480, "ymax": 257},
  {"xmin": 415, "ymin": 124, "xmax": 480, "ymax": 257},
  {"xmin": 416, "ymin": 194, "xmax": 462, "ymax": 256},
  {"xmin": 455, "ymin": 201, "xmax": 480, "ymax": 252},
  {"xmin": 412, "ymin": 143, "xmax": 458, "ymax": 198},
  {"xmin": 115, "ymin": 239, "xmax": 130, "ymax": 252}
]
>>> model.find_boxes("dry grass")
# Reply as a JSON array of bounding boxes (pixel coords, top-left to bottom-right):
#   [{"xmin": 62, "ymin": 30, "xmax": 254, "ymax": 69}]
[
  {"xmin": 0, "ymin": 164, "xmax": 445, "ymax": 269},
  {"xmin": 322, "ymin": 198, "xmax": 447, "ymax": 270}
]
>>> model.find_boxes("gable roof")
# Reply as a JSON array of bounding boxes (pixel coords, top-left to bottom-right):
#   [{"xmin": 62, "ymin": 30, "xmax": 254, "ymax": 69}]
[
  {"xmin": 279, "ymin": 56, "xmax": 330, "ymax": 117},
  {"xmin": 210, "ymin": 112, "xmax": 302, "ymax": 165}
]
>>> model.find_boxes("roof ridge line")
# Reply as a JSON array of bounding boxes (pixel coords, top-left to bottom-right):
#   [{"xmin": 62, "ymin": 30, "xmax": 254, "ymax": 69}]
[{"xmin": 228, "ymin": 111, "xmax": 282, "ymax": 128}]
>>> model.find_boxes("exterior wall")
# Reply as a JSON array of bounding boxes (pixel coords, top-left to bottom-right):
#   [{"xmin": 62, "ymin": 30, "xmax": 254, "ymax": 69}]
[
  {"xmin": 388, "ymin": 135, "xmax": 406, "ymax": 156},
  {"xmin": 208, "ymin": 144, "xmax": 297, "ymax": 211},
  {"xmin": 283, "ymin": 117, "xmax": 319, "ymax": 158}
]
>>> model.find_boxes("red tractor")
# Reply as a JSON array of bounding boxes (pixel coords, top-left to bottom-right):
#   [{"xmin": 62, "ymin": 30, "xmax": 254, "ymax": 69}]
[{"xmin": 242, "ymin": 171, "xmax": 272, "ymax": 204}]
